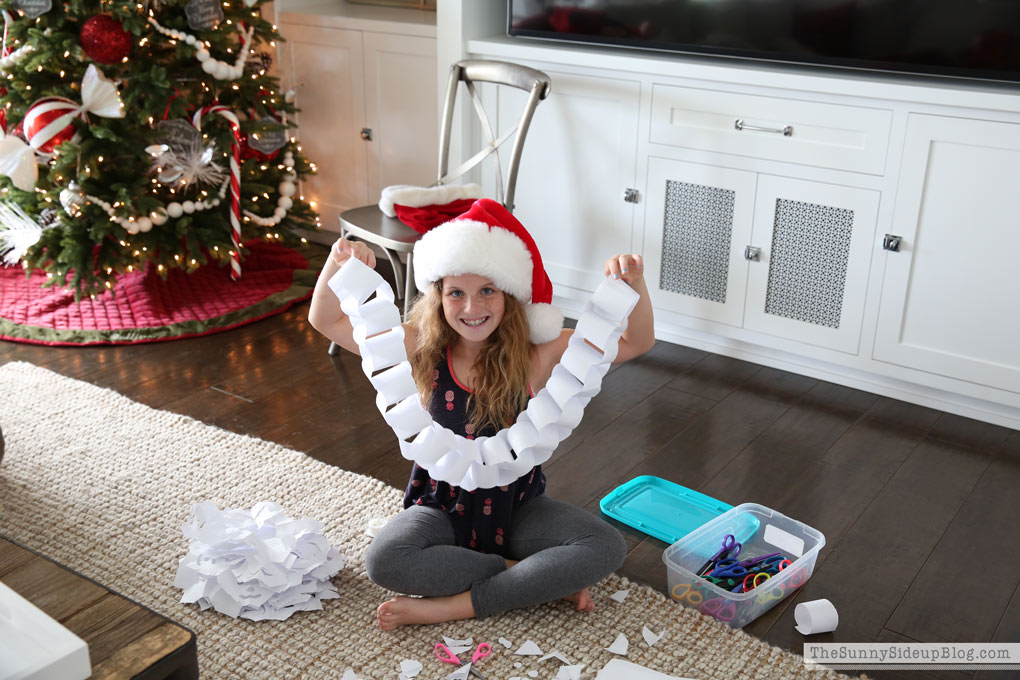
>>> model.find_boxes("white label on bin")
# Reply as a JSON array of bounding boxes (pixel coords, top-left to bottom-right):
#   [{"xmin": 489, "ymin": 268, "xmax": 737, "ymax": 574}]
[{"xmin": 764, "ymin": 524, "xmax": 804, "ymax": 558}]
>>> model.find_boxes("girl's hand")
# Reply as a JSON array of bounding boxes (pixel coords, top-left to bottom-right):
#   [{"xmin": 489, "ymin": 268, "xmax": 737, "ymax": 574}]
[
  {"xmin": 604, "ymin": 253, "xmax": 644, "ymax": 285},
  {"xmin": 332, "ymin": 238, "xmax": 376, "ymax": 269}
]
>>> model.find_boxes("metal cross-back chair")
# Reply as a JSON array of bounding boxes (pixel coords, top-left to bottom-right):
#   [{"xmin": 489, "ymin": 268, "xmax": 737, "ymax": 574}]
[{"xmin": 328, "ymin": 59, "xmax": 551, "ymax": 356}]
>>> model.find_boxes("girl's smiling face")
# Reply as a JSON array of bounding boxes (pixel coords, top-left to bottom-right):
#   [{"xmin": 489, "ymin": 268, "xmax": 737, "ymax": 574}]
[{"xmin": 440, "ymin": 274, "xmax": 506, "ymax": 343}]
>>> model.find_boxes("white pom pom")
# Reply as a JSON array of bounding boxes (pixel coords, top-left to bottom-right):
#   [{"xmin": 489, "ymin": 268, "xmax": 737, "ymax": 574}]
[
  {"xmin": 136, "ymin": 216, "xmax": 153, "ymax": 233},
  {"xmin": 525, "ymin": 302, "xmax": 565, "ymax": 345},
  {"xmin": 273, "ymin": 207, "xmax": 286, "ymax": 218},
  {"xmin": 194, "ymin": 200, "xmax": 205, "ymax": 211},
  {"xmin": 182, "ymin": 200, "xmax": 195, "ymax": 214},
  {"xmin": 279, "ymin": 181, "xmax": 296, "ymax": 197},
  {"xmin": 124, "ymin": 220, "xmax": 140, "ymax": 235},
  {"xmin": 167, "ymin": 202, "xmax": 184, "ymax": 218},
  {"xmin": 283, "ymin": 172, "xmax": 297, "ymax": 182},
  {"xmin": 276, "ymin": 196, "xmax": 293, "ymax": 209},
  {"xmin": 201, "ymin": 59, "xmax": 217, "ymax": 74},
  {"xmin": 150, "ymin": 209, "xmax": 168, "ymax": 225},
  {"xmin": 196, "ymin": 49, "xmax": 211, "ymax": 62}
]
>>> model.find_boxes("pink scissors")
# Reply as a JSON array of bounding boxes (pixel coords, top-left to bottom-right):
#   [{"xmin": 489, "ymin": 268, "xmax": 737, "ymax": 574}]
[{"xmin": 435, "ymin": 642, "xmax": 492, "ymax": 679}]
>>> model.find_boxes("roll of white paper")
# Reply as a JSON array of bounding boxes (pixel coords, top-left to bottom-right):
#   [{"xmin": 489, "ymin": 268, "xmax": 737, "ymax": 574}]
[
  {"xmin": 327, "ymin": 258, "xmax": 639, "ymax": 490},
  {"xmin": 794, "ymin": 598, "xmax": 839, "ymax": 634}
]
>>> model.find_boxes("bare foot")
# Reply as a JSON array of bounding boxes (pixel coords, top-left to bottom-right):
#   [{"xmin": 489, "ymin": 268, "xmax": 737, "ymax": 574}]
[
  {"xmin": 562, "ymin": 587, "xmax": 595, "ymax": 612},
  {"xmin": 376, "ymin": 591, "xmax": 475, "ymax": 631}
]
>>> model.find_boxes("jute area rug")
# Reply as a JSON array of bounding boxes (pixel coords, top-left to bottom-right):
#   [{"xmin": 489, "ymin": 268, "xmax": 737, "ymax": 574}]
[{"xmin": 0, "ymin": 362, "xmax": 855, "ymax": 680}]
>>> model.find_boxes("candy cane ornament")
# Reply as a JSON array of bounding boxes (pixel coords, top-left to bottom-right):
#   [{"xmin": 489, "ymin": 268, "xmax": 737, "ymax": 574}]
[{"xmin": 193, "ymin": 105, "xmax": 242, "ymax": 280}]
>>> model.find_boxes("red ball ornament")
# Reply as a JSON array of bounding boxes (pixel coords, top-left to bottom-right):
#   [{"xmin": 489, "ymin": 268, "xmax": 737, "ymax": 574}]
[
  {"xmin": 80, "ymin": 15, "xmax": 132, "ymax": 65},
  {"xmin": 24, "ymin": 97, "xmax": 79, "ymax": 154}
]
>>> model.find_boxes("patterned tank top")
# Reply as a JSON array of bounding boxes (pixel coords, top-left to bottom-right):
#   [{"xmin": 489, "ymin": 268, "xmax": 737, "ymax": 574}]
[{"xmin": 402, "ymin": 346, "xmax": 546, "ymax": 556}]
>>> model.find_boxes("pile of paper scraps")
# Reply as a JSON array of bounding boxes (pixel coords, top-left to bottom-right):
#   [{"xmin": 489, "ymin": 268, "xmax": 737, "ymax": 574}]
[{"xmin": 173, "ymin": 501, "xmax": 345, "ymax": 621}]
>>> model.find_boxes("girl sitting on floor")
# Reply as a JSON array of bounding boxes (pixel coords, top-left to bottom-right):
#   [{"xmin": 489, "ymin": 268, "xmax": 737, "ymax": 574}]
[{"xmin": 308, "ymin": 198, "xmax": 654, "ymax": 629}]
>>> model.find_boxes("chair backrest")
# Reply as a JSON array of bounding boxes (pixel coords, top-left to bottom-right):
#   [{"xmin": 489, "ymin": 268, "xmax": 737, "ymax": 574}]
[{"xmin": 437, "ymin": 59, "xmax": 552, "ymax": 213}]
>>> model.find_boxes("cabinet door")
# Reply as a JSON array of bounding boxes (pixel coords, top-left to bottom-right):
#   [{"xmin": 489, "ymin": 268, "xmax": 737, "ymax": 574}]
[
  {"xmin": 362, "ymin": 31, "xmax": 438, "ymax": 201},
  {"xmin": 279, "ymin": 24, "xmax": 367, "ymax": 233},
  {"xmin": 643, "ymin": 157, "xmax": 757, "ymax": 328},
  {"xmin": 744, "ymin": 176, "xmax": 879, "ymax": 354},
  {"xmin": 497, "ymin": 70, "xmax": 641, "ymax": 293},
  {"xmin": 874, "ymin": 115, "xmax": 1020, "ymax": 394}
]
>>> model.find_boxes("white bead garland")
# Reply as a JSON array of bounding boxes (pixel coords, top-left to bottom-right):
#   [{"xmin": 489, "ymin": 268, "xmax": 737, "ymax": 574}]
[
  {"xmin": 0, "ymin": 44, "xmax": 33, "ymax": 73},
  {"xmin": 147, "ymin": 17, "xmax": 254, "ymax": 82},
  {"xmin": 85, "ymin": 176, "xmax": 230, "ymax": 234},
  {"xmin": 243, "ymin": 151, "xmax": 296, "ymax": 227}
]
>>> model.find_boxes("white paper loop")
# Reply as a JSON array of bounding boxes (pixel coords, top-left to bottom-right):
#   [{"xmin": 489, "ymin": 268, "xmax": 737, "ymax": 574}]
[
  {"xmin": 328, "ymin": 258, "xmax": 639, "ymax": 490},
  {"xmin": 794, "ymin": 598, "xmax": 839, "ymax": 635}
]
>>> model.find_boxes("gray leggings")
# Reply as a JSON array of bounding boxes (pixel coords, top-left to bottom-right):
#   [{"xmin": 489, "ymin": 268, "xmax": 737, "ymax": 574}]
[{"xmin": 364, "ymin": 495, "xmax": 627, "ymax": 619}]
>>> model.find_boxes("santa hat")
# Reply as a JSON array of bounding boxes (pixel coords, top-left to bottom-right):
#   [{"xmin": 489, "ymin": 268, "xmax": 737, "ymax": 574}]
[
  {"xmin": 379, "ymin": 183, "xmax": 483, "ymax": 234},
  {"xmin": 413, "ymin": 198, "xmax": 563, "ymax": 344}
]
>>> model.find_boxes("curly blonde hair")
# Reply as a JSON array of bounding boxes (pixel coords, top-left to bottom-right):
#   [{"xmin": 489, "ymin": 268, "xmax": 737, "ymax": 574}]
[{"xmin": 407, "ymin": 283, "xmax": 532, "ymax": 433}]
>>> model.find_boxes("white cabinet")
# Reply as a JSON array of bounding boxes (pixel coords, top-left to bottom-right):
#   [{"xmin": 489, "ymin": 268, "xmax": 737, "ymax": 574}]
[
  {"xmin": 644, "ymin": 158, "xmax": 879, "ymax": 355},
  {"xmin": 447, "ymin": 11, "xmax": 1020, "ymax": 426},
  {"xmin": 278, "ymin": 25, "xmax": 368, "ymax": 226},
  {"xmin": 874, "ymin": 114, "xmax": 1020, "ymax": 399},
  {"xmin": 489, "ymin": 69, "xmax": 642, "ymax": 295},
  {"xmin": 277, "ymin": 4, "xmax": 437, "ymax": 233}
]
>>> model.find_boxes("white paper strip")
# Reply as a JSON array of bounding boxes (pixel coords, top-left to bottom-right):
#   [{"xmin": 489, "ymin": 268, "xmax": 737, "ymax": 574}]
[
  {"xmin": 328, "ymin": 258, "xmax": 639, "ymax": 490},
  {"xmin": 794, "ymin": 598, "xmax": 839, "ymax": 634}
]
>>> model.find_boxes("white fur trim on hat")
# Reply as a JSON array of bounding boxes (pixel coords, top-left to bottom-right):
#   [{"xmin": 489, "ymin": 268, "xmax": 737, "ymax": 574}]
[
  {"xmin": 378, "ymin": 183, "xmax": 483, "ymax": 217},
  {"xmin": 526, "ymin": 302, "xmax": 564, "ymax": 344},
  {"xmin": 413, "ymin": 218, "xmax": 533, "ymax": 300}
]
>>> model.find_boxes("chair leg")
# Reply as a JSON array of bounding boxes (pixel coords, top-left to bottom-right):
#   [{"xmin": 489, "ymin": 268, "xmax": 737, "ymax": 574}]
[
  {"xmin": 378, "ymin": 247, "xmax": 405, "ymax": 305},
  {"xmin": 327, "ymin": 341, "xmax": 340, "ymax": 356},
  {"xmin": 403, "ymin": 252, "xmax": 416, "ymax": 318}
]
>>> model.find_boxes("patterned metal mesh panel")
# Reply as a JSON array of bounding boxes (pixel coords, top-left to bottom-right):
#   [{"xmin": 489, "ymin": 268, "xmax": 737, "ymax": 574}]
[
  {"xmin": 659, "ymin": 180, "xmax": 735, "ymax": 303},
  {"xmin": 764, "ymin": 199, "xmax": 854, "ymax": 328}
]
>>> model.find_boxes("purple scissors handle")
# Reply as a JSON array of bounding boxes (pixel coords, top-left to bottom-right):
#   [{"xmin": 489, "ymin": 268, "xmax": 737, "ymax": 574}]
[
  {"xmin": 697, "ymin": 534, "xmax": 742, "ymax": 575},
  {"xmin": 700, "ymin": 597, "xmax": 737, "ymax": 623}
]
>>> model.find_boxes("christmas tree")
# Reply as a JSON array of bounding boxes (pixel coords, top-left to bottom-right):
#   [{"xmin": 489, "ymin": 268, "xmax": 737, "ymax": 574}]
[{"xmin": 0, "ymin": 0, "xmax": 318, "ymax": 298}]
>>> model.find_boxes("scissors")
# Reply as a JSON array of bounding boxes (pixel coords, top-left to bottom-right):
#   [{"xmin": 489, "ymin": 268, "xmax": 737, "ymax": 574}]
[
  {"xmin": 435, "ymin": 642, "xmax": 491, "ymax": 679},
  {"xmin": 742, "ymin": 571, "xmax": 771, "ymax": 592},
  {"xmin": 703, "ymin": 575, "xmax": 741, "ymax": 591},
  {"xmin": 708, "ymin": 558, "xmax": 750, "ymax": 579},
  {"xmin": 699, "ymin": 597, "xmax": 737, "ymax": 623},
  {"xmin": 696, "ymin": 534, "xmax": 742, "ymax": 576},
  {"xmin": 786, "ymin": 567, "xmax": 808, "ymax": 588},
  {"xmin": 671, "ymin": 582, "xmax": 704, "ymax": 606},
  {"xmin": 756, "ymin": 585, "xmax": 786, "ymax": 605}
]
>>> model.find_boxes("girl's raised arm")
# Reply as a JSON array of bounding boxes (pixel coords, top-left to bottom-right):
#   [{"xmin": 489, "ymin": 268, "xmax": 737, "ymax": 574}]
[
  {"xmin": 532, "ymin": 253, "xmax": 655, "ymax": 387},
  {"xmin": 309, "ymin": 237, "xmax": 419, "ymax": 359},
  {"xmin": 604, "ymin": 253, "xmax": 655, "ymax": 365}
]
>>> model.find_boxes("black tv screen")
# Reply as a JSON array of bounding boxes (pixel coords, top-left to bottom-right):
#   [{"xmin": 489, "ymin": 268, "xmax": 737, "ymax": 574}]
[{"xmin": 508, "ymin": 0, "xmax": 1020, "ymax": 84}]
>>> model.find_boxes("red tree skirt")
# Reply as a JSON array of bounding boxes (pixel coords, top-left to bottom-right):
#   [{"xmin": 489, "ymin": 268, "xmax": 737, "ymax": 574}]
[{"xmin": 0, "ymin": 241, "xmax": 320, "ymax": 346}]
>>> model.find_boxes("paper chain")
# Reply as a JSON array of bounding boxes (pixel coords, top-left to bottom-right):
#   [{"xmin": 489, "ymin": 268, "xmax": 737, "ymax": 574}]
[{"xmin": 328, "ymin": 258, "xmax": 639, "ymax": 491}]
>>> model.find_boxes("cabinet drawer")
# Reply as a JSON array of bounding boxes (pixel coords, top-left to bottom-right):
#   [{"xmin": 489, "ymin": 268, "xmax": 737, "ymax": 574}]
[{"xmin": 650, "ymin": 85, "xmax": 892, "ymax": 175}]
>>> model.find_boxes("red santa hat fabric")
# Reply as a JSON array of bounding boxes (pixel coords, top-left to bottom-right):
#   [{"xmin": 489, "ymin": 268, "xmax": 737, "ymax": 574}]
[
  {"xmin": 378, "ymin": 183, "xmax": 483, "ymax": 234},
  {"xmin": 412, "ymin": 198, "xmax": 563, "ymax": 344}
]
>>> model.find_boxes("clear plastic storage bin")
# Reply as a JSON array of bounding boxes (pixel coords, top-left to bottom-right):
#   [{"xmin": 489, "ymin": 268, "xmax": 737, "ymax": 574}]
[{"xmin": 662, "ymin": 502, "xmax": 825, "ymax": 628}]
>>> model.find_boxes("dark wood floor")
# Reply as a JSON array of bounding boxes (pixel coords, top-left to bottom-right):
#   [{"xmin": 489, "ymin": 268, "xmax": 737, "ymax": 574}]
[{"xmin": 2, "ymin": 266, "xmax": 1017, "ymax": 680}]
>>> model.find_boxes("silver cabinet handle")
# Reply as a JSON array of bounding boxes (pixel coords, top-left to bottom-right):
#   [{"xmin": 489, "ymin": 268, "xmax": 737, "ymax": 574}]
[
  {"xmin": 744, "ymin": 245, "xmax": 762, "ymax": 261},
  {"xmin": 735, "ymin": 119, "xmax": 793, "ymax": 136},
  {"xmin": 360, "ymin": 127, "xmax": 373, "ymax": 141},
  {"xmin": 883, "ymin": 234, "xmax": 902, "ymax": 252}
]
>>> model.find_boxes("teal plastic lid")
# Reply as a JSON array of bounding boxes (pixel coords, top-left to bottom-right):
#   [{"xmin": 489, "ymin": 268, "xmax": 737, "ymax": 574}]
[{"xmin": 599, "ymin": 476, "xmax": 736, "ymax": 544}]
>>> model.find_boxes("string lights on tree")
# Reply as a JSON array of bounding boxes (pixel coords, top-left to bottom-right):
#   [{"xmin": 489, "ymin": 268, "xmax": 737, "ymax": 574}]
[{"xmin": 0, "ymin": 0, "xmax": 317, "ymax": 296}]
